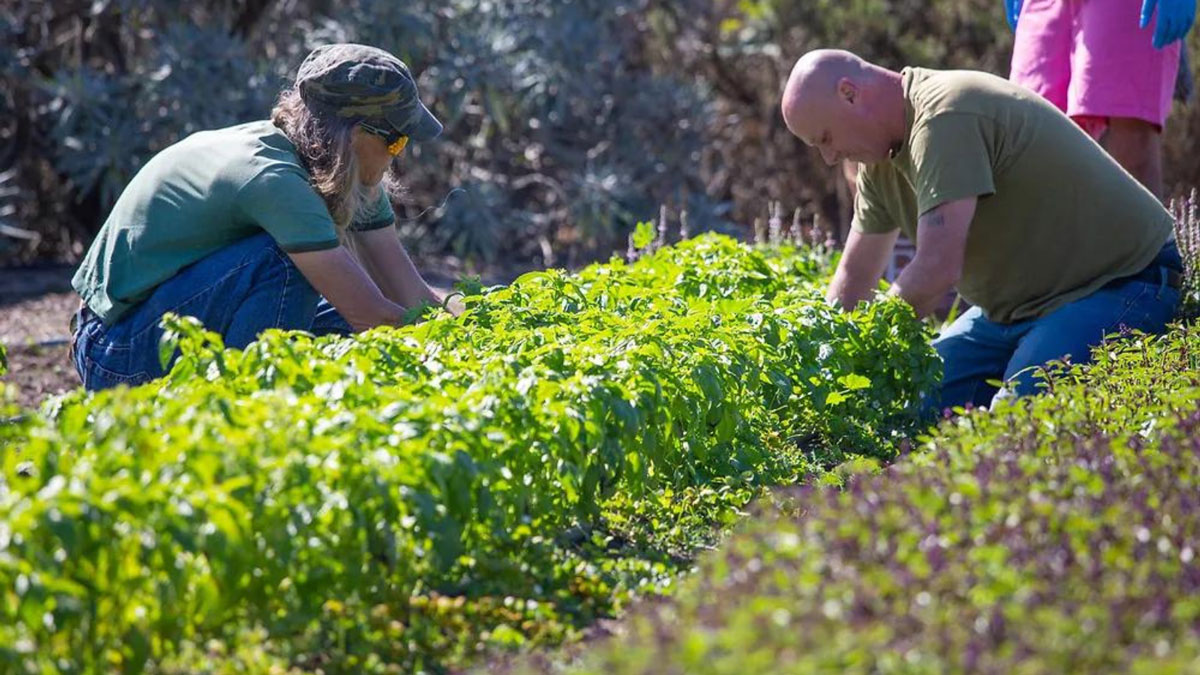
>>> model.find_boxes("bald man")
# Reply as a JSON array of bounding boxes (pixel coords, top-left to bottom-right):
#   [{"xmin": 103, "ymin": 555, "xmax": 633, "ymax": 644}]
[{"xmin": 782, "ymin": 49, "xmax": 1182, "ymax": 412}]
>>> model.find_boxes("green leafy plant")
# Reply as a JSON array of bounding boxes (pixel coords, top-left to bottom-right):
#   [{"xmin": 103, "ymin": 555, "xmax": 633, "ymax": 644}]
[
  {"xmin": 1173, "ymin": 188, "xmax": 1200, "ymax": 320},
  {"xmin": 514, "ymin": 325, "xmax": 1200, "ymax": 675},
  {"xmin": 0, "ymin": 234, "xmax": 936, "ymax": 673}
]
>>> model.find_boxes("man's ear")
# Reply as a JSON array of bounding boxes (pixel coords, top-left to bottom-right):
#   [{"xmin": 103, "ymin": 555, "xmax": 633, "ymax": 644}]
[{"xmin": 837, "ymin": 78, "xmax": 858, "ymax": 104}]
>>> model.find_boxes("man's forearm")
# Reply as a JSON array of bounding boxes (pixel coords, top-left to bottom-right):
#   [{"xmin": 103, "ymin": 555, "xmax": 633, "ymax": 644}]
[
  {"xmin": 892, "ymin": 198, "xmax": 974, "ymax": 318},
  {"xmin": 825, "ymin": 228, "xmax": 898, "ymax": 311},
  {"xmin": 889, "ymin": 256, "xmax": 956, "ymax": 318},
  {"xmin": 826, "ymin": 264, "xmax": 878, "ymax": 310}
]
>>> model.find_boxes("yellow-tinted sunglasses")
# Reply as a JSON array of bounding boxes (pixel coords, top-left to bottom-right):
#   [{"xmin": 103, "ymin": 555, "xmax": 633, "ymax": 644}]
[
  {"xmin": 360, "ymin": 121, "xmax": 409, "ymax": 157},
  {"xmin": 387, "ymin": 136, "xmax": 409, "ymax": 156}
]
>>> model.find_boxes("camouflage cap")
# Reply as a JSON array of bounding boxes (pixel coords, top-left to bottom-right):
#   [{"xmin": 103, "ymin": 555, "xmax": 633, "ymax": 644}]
[{"xmin": 295, "ymin": 43, "xmax": 443, "ymax": 142}]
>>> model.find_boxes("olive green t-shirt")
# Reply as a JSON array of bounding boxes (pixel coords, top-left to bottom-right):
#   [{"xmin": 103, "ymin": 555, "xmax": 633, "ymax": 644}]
[
  {"xmin": 853, "ymin": 67, "xmax": 1173, "ymax": 323},
  {"xmin": 72, "ymin": 120, "xmax": 395, "ymax": 325}
]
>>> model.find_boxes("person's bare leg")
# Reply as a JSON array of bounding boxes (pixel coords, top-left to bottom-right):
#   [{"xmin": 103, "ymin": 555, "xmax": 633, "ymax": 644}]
[{"xmin": 1098, "ymin": 117, "xmax": 1164, "ymax": 200}]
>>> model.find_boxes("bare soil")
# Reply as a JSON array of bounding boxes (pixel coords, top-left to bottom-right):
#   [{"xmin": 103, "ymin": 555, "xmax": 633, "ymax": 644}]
[
  {"xmin": 0, "ymin": 262, "xmax": 529, "ymax": 412},
  {"xmin": 1, "ymin": 266, "xmax": 79, "ymax": 410}
]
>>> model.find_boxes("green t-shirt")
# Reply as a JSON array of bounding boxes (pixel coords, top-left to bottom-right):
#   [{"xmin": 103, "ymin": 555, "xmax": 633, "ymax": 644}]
[
  {"xmin": 72, "ymin": 120, "xmax": 395, "ymax": 325},
  {"xmin": 854, "ymin": 67, "xmax": 1173, "ymax": 323}
]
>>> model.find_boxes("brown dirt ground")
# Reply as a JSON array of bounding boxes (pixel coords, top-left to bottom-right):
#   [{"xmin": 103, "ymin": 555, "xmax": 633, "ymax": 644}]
[
  {"xmin": 1, "ymin": 266, "xmax": 79, "ymax": 411},
  {"xmin": 0, "ymin": 263, "xmax": 526, "ymax": 412}
]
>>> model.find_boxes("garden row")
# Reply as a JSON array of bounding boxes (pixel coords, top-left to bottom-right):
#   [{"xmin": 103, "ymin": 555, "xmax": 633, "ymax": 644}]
[
  {"xmin": 515, "ymin": 321, "xmax": 1200, "ymax": 673},
  {"xmin": 0, "ymin": 235, "xmax": 937, "ymax": 673}
]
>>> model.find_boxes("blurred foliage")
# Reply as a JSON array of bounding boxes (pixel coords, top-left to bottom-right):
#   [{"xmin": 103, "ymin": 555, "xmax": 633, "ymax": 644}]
[
  {"xmin": 0, "ymin": 0, "xmax": 723, "ymax": 269},
  {"xmin": 1, "ymin": 0, "xmax": 1198, "ymax": 269}
]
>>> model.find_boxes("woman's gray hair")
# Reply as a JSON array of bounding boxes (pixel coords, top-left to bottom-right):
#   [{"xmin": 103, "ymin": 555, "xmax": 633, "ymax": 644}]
[{"xmin": 270, "ymin": 87, "xmax": 404, "ymax": 235}]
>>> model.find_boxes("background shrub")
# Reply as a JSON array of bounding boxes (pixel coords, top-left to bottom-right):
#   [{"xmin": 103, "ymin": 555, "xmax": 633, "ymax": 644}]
[{"xmin": 2, "ymin": 0, "xmax": 1197, "ymax": 268}]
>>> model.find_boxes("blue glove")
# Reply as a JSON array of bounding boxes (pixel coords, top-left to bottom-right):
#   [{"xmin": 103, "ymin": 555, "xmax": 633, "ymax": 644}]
[
  {"xmin": 1004, "ymin": 0, "xmax": 1024, "ymax": 29},
  {"xmin": 1141, "ymin": 0, "xmax": 1197, "ymax": 49}
]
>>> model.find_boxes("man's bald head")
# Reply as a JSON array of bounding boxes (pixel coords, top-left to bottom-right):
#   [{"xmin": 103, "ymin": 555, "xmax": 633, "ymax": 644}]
[
  {"xmin": 781, "ymin": 49, "xmax": 872, "ymax": 134},
  {"xmin": 780, "ymin": 49, "xmax": 905, "ymax": 166}
]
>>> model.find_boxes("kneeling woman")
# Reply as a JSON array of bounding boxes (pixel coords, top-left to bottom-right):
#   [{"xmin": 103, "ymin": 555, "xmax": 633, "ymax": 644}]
[{"xmin": 71, "ymin": 43, "xmax": 451, "ymax": 390}]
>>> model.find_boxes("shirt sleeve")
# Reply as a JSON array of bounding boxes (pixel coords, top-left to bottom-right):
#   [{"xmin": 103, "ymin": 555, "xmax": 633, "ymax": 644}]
[
  {"xmin": 349, "ymin": 187, "xmax": 396, "ymax": 233},
  {"xmin": 237, "ymin": 168, "xmax": 341, "ymax": 253},
  {"xmin": 908, "ymin": 113, "xmax": 997, "ymax": 216},
  {"xmin": 852, "ymin": 162, "xmax": 917, "ymax": 235}
]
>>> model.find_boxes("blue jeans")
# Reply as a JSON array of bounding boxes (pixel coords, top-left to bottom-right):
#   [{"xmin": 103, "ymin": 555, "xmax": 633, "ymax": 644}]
[
  {"xmin": 930, "ymin": 241, "xmax": 1182, "ymax": 413},
  {"xmin": 73, "ymin": 232, "xmax": 352, "ymax": 391}
]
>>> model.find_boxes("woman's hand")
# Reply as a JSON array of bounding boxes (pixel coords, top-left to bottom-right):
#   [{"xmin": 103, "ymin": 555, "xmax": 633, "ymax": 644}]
[{"xmin": 441, "ymin": 291, "xmax": 466, "ymax": 317}]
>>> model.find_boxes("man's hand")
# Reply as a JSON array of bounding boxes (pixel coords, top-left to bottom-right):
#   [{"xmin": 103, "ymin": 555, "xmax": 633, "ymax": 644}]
[
  {"xmin": 1005, "ymin": 0, "xmax": 1024, "ymax": 30},
  {"xmin": 826, "ymin": 228, "xmax": 899, "ymax": 311},
  {"xmin": 889, "ymin": 198, "xmax": 975, "ymax": 318},
  {"xmin": 1141, "ymin": 0, "xmax": 1196, "ymax": 48}
]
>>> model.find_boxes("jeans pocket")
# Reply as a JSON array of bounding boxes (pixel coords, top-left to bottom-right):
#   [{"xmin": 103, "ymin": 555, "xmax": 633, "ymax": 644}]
[
  {"xmin": 1113, "ymin": 281, "xmax": 1178, "ymax": 333},
  {"xmin": 91, "ymin": 322, "xmax": 133, "ymax": 351},
  {"xmin": 78, "ymin": 321, "xmax": 151, "ymax": 391},
  {"xmin": 82, "ymin": 354, "xmax": 151, "ymax": 391}
]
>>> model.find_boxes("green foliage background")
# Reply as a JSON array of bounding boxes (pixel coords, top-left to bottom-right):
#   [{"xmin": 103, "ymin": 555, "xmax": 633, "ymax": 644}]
[{"xmin": 1, "ymin": 0, "xmax": 1198, "ymax": 267}]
